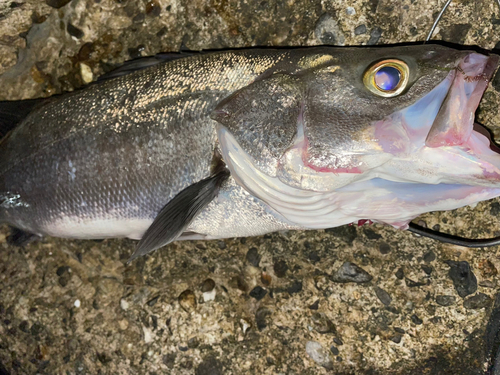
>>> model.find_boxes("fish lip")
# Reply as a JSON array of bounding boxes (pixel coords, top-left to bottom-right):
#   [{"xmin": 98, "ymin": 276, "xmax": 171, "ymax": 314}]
[{"xmin": 425, "ymin": 52, "xmax": 500, "ymax": 148}]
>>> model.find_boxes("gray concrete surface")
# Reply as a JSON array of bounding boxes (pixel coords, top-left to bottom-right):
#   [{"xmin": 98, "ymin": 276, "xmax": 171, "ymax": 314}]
[{"xmin": 1, "ymin": 0, "xmax": 500, "ymax": 374}]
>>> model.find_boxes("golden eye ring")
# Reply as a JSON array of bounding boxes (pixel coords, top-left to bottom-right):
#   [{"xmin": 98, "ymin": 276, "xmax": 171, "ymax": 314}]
[{"xmin": 363, "ymin": 59, "xmax": 410, "ymax": 98}]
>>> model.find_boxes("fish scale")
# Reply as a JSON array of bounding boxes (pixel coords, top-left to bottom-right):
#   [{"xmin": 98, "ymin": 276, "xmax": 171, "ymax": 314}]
[{"xmin": 0, "ymin": 50, "xmax": 287, "ymax": 239}]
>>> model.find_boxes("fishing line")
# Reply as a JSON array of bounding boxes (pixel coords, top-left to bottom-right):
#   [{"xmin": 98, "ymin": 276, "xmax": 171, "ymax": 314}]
[
  {"xmin": 425, "ymin": 0, "xmax": 452, "ymax": 42},
  {"xmin": 426, "ymin": 0, "xmax": 500, "ymax": 42},
  {"xmin": 408, "ymin": 222, "xmax": 500, "ymax": 247}
]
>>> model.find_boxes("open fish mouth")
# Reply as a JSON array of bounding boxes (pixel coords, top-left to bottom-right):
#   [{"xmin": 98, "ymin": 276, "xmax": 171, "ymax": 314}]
[
  {"xmin": 425, "ymin": 53, "xmax": 498, "ymax": 148},
  {"xmin": 376, "ymin": 52, "xmax": 500, "ymax": 187},
  {"xmin": 217, "ymin": 51, "xmax": 500, "ymax": 230}
]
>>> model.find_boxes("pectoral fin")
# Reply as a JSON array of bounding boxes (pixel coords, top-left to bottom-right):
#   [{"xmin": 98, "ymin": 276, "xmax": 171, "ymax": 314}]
[{"xmin": 128, "ymin": 167, "xmax": 230, "ymax": 262}]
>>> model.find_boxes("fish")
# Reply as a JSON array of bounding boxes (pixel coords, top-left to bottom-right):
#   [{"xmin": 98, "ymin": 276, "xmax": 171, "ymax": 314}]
[{"xmin": 0, "ymin": 45, "xmax": 499, "ymax": 261}]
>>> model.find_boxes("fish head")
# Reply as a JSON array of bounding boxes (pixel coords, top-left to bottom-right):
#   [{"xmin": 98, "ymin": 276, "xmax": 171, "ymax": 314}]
[
  {"xmin": 214, "ymin": 46, "xmax": 499, "ymax": 189},
  {"xmin": 213, "ymin": 46, "xmax": 500, "ymax": 228}
]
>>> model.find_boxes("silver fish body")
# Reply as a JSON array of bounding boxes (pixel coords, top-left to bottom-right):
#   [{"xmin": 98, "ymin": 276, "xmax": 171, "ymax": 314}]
[{"xmin": 0, "ymin": 45, "xmax": 499, "ymax": 247}]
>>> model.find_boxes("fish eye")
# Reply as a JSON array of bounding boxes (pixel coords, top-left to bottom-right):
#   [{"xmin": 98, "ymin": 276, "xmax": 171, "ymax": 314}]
[{"xmin": 363, "ymin": 59, "xmax": 409, "ymax": 97}]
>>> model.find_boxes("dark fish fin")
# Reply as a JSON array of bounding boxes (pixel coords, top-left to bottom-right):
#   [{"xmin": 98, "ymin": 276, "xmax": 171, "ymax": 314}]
[
  {"xmin": 0, "ymin": 98, "xmax": 48, "ymax": 139},
  {"xmin": 128, "ymin": 166, "xmax": 230, "ymax": 262},
  {"xmin": 6, "ymin": 227, "xmax": 40, "ymax": 247},
  {"xmin": 98, "ymin": 52, "xmax": 198, "ymax": 82}
]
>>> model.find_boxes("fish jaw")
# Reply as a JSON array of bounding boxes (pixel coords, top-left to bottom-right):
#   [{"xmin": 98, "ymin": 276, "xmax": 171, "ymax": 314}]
[
  {"xmin": 217, "ymin": 51, "xmax": 500, "ymax": 230},
  {"xmin": 426, "ymin": 53, "xmax": 499, "ymax": 148},
  {"xmin": 378, "ymin": 53, "xmax": 500, "ymax": 187}
]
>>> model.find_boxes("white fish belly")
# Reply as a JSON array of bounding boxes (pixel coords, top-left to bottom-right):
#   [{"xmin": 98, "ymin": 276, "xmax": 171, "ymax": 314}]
[{"xmin": 43, "ymin": 216, "xmax": 153, "ymax": 240}]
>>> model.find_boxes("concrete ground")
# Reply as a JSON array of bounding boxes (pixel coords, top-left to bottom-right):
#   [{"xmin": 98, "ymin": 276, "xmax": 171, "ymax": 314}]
[{"xmin": 1, "ymin": 0, "xmax": 500, "ymax": 374}]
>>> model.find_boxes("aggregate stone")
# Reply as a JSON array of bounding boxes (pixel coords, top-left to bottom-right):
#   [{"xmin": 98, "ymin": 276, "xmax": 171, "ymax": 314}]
[
  {"xmin": 67, "ymin": 23, "xmax": 84, "ymax": 39},
  {"xmin": 405, "ymin": 278, "xmax": 428, "ymax": 288},
  {"xmin": 324, "ymin": 225, "xmax": 357, "ymax": 244},
  {"xmin": 463, "ymin": 293, "xmax": 493, "ymax": 310},
  {"xmin": 390, "ymin": 334, "xmax": 402, "ymax": 344},
  {"xmin": 436, "ymin": 295, "xmax": 456, "ymax": 307},
  {"xmin": 249, "ymin": 286, "xmax": 267, "ymax": 301},
  {"xmin": 314, "ymin": 13, "xmax": 345, "ymax": 45},
  {"xmin": 367, "ymin": 27, "xmax": 382, "ymax": 45},
  {"xmin": 201, "ymin": 278, "xmax": 216, "ymax": 293},
  {"xmin": 273, "ymin": 259, "xmax": 288, "ymax": 278},
  {"xmin": 45, "ymin": 0, "xmax": 72, "ymax": 8},
  {"xmin": 260, "ymin": 272, "xmax": 272, "ymax": 286},
  {"xmin": 255, "ymin": 307, "xmax": 272, "ymax": 332},
  {"xmin": 374, "ymin": 287, "xmax": 392, "ymax": 306},
  {"xmin": 178, "ymin": 290, "xmax": 197, "ymax": 313},
  {"xmin": 56, "ymin": 265, "xmax": 70, "ymax": 276},
  {"xmin": 146, "ymin": 296, "xmax": 159, "ymax": 307},
  {"xmin": 245, "ymin": 248, "xmax": 261, "ymax": 267},
  {"xmin": 445, "ymin": 261, "xmax": 478, "ymax": 298},
  {"xmin": 421, "ymin": 265, "xmax": 433, "ymax": 275},
  {"xmin": 491, "ymin": 201, "xmax": 500, "ymax": 216},
  {"xmin": 308, "ymin": 251, "xmax": 321, "ymax": 263},
  {"xmin": 354, "ymin": 24, "xmax": 367, "ymax": 35},
  {"xmin": 364, "ymin": 228, "xmax": 382, "ymax": 240},
  {"xmin": 395, "ymin": 267, "xmax": 405, "ymax": 280},
  {"xmin": 18, "ymin": 320, "xmax": 29, "ymax": 333},
  {"xmin": 331, "ymin": 262, "xmax": 373, "ymax": 283},
  {"xmin": 195, "ymin": 356, "xmax": 222, "ymax": 375},
  {"xmin": 330, "ymin": 345, "xmax": 339, "ymax": 355},
  {"xmin": 333, "ymin": 337, "xmax": 343, "ymax": 346},
  {"xmin": 411, "ymin": 315, "xmax": 423, "ymax": 325},
  {"xmin": 379, "ymin": 242, "xmax": 391, "ymax": 254},
  {"xmin": 162, "ymin": 353, "xmax": 176, "ymax": 369},
  {"xmin": 423, "ymin": 251, "xmax": 436, "ymax": 263},
  {"xmin": 232, "ymin": 274, "xmax": 250, "ymax": 291},
  {"xmin": 287, "ymin": 280, "xmax": 303, "ymax": 294},
  {"xmin": 311, "ymin": 312, "xmax": 337, "ymax": 334},
  {"xmin": 480, "ymin": 280, "xmax": 497, "ymax": 288},
  {"xmin": 309, "ymin": 300, "xmax": 320, "ymax": 310},
  {"xmin": 306, "ymin": 341, "xmax": 333, "ymax": 370}
]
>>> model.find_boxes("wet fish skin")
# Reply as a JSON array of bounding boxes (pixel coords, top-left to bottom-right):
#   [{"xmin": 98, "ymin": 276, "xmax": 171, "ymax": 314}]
[
  {"xmin": 0, "ymin": 45, "xmax": 497, "ymax": 247},
  {"xmin": 0, "ymin": 49, "xmax": 288, "ymax": 239}
]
